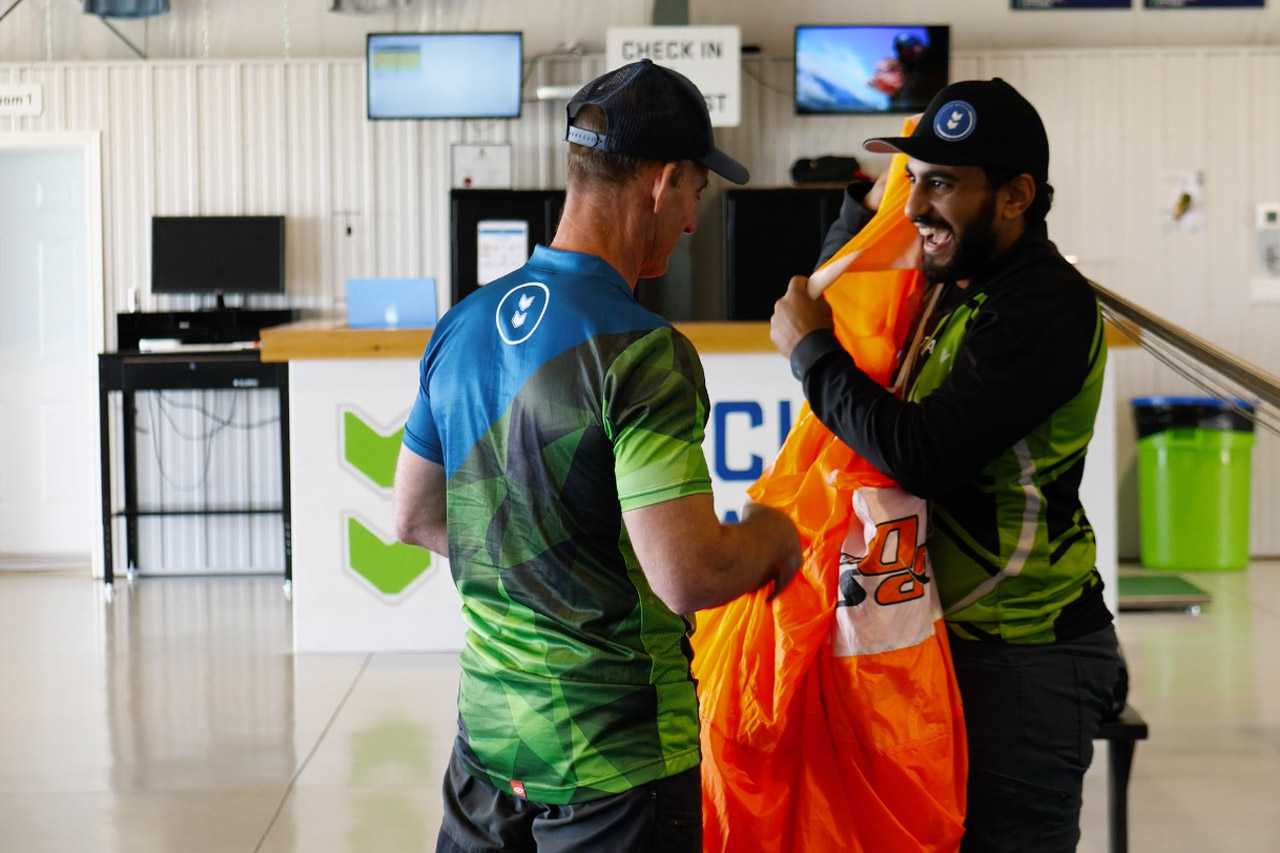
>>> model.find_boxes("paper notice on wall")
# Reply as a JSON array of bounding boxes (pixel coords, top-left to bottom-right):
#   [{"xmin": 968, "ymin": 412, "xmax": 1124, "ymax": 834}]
[
  {"xmin": 477, "ymin": 220, "xmax": 529, "ymax": 285},
  {"xmin": 452, "ymin": 144, "xmax": 512, "ymax": 189},
  {"xmin": 1161, "ymin": 170, "xmax": 1204, "ymax": 233}
]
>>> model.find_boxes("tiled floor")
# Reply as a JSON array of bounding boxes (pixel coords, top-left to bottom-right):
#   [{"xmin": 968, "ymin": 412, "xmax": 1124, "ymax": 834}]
[{"xmin": 0, "ymin": 563, "xmax": 1277, "ymax": 852}]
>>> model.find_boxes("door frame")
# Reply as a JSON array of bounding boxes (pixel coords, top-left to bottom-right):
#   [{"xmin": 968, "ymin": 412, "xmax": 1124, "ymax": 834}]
[{"xmin": 0, "ymin": 132, "xmax": 105, "ymax": 576}]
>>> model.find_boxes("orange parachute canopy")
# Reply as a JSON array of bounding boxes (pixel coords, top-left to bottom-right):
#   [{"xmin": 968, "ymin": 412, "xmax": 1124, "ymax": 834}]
[{"xmin": 693, "ymin": 125, "xmax": 967, "ymax": 853}]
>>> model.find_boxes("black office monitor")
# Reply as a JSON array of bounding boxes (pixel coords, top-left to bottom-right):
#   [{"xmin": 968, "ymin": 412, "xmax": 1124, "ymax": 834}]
[
  {"xmin": 367, "ymin": 32, "xmax": 524, "ymax": 120},
  {"xmin": 795, "ymin": 25, "xmax": 949, "ymax": 115},
  {"xmin": 151, "ymin": 216, "xmax": 285, "ymax": 298}
]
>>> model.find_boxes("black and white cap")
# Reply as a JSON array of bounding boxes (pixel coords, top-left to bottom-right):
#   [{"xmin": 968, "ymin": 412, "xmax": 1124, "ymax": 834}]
[{"xmin": 864, "ymin": 78, "xmax": 1048, "ymax": 182}]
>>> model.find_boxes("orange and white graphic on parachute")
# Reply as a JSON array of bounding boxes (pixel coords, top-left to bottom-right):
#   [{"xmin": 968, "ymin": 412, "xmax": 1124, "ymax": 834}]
[{"xmin": 833, "ymin": 487, "xmax": 940, "ymax": 657}]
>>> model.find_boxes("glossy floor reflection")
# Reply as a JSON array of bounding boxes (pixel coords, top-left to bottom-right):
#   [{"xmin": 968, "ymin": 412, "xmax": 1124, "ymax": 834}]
[{"xmin": 0, "ymin": 563, "xmax": 1277, "ymax": 852}]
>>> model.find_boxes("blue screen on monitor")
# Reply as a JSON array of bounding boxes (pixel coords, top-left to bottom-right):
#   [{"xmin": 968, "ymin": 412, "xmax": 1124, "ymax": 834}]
[
  {"xmin": 367, "ymin": 32, "xmax": 523, "ymax": 120},
  {"xmin": 795, "ymin": 25, "xmax": 949, "ymax": 115}
]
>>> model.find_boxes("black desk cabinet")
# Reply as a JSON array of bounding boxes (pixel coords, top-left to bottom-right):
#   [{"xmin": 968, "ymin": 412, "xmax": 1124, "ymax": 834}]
[
  {"xmin": 116, "ymin": 308, "xmax": 295, "ymax": 350},
  {"xmin": 723, "ymin": 187, "xmax": 848, "ymax": 321},
  {"xmin": 97, "ymin": 349, "xmax": 291, "ymax": 591}
]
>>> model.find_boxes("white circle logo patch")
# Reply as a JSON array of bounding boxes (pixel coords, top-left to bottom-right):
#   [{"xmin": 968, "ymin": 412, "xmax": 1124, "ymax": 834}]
[
  {"xmin": 496, "ymin": 282, "xmax": 550, "ymax": 345},
  {"xmin": 933, "ymin": 100, "xmax": 977, "ymax": 141}
]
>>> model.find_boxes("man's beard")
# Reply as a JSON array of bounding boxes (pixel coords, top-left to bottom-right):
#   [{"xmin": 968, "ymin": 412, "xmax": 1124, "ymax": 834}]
[{"xmin": 920, "ymin": 192, "xmax": 998, "ymax": 285}]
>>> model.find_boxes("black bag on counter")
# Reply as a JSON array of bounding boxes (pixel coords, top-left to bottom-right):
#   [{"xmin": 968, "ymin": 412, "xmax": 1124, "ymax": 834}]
[{"xmin": 790, "ymin": 155, "xmax": 868, "ymax": 185}]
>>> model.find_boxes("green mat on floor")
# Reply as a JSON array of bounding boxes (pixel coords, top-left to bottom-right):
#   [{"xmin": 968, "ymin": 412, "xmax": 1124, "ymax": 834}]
[{"xmin": 1117, "ymin": 573, "xmax": 1211, "ymax": 611}]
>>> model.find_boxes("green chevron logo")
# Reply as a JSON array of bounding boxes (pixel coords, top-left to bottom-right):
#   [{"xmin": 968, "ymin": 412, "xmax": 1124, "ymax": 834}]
[
  {"xmin": 342, "ymin": 409, "xmax": 404, "ymax": 490},
  {"xmin": 345, "ymin": 515, "xmax": 432, "ymax": 597}
]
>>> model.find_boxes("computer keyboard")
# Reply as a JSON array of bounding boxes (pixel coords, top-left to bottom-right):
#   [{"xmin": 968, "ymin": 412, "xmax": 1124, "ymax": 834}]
[{"xmin": 137, "ymin": 339, "xmax": 258, "ymax": 352}]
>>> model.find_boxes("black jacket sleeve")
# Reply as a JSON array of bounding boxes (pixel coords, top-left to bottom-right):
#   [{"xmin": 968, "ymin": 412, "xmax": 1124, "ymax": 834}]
[
  {"xmin": 790, "ymin": 280, "xmax": 1098, "ymax": 498},
  {"xmin": 815, "ymin": 181, "xmax": 877, "ymax": 269}
]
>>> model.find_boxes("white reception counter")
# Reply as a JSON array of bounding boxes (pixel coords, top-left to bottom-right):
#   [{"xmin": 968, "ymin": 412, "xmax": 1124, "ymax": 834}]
[{"xmin": 261, "ymin": 321, "xmax": 1121, "ymax": 653}]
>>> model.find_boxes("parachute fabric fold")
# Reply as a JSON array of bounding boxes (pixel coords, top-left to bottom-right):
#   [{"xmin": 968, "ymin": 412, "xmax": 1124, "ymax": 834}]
[{"xmin": 693, "ymin": 122, "xmax": 967, "ymax": 853}]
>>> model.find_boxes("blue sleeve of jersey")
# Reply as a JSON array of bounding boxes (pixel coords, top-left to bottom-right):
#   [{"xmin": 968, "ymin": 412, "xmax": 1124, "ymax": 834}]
[{"xmin": 402, "ymin": 352, "xmax": 443, "ymax": 464}]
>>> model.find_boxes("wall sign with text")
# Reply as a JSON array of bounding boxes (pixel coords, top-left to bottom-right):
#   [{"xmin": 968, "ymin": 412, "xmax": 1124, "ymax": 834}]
[
  {"xmin": 0, "ymin": 84, "xmax": 42, "ymax": 117},
  {"xmin": 606, "ymin": 26, "xmax": 741, "ymax": 127}
]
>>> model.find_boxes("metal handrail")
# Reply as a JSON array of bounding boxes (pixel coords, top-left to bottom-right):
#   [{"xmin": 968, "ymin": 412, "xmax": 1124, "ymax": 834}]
[
  {"xmin": 1090, "ymin": 279, "xmax": 1280, "ymax": 438},
  {"xmin": 0, "ymin": 0, "xmax": 25, "ymax": 27}
]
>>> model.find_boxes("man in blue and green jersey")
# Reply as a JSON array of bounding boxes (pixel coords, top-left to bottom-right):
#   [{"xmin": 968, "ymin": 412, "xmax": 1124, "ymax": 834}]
[
  {"xmin": 393, "ymin": 59, "xmax": 802, "ymax": 853},
  {"xmin": 770, "ymin": 79, "xmax": 1127, "ymax": 852}
]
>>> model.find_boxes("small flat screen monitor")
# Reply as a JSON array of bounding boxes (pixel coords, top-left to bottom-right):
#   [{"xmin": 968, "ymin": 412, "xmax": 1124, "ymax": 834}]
[
  {"xmin": 367, "ymin": 32, "xmax": 523, "ymax": 120},
  {"xmin": 795, "ymin": 25, "xmax": 949, "ymax": 115},
  {"xmin": 151, "ymin": 216, "xmax": 285, "ymax": 297}
]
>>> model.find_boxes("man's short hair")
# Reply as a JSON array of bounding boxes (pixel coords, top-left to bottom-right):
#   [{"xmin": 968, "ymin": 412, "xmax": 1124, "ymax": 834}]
[
  {"xmin": 566, "ymin": 105, "xmax": 659, "ymax": 188},
  {"xmin": 983, "ymin": 165, "xmax": 1055, "ymax": 224}
]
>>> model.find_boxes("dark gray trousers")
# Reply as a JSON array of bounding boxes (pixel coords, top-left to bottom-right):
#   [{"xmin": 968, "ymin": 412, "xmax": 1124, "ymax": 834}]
[
  {"xmin": 435, "ymin": 748, "xmax": 701, "ymax": 853},
  {"xmin": 951, "ymin": 624, "xmax": 1126, "ymax": 853}
]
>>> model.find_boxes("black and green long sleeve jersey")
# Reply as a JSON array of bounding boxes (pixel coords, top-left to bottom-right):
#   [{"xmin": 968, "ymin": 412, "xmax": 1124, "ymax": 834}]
[{"xmin": 792, "ymin": 231, "xmax": 1112, "ymax": 644}]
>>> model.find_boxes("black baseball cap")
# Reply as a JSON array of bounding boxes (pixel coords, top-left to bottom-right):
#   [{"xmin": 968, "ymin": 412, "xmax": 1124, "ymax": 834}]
[
  {"xmin": 863, "ymin": 78, "xmax": 1049, "ymax": 183},
  {"xmin": 565, "ymin": 59, "xmax": 749, "ymax": 185}
]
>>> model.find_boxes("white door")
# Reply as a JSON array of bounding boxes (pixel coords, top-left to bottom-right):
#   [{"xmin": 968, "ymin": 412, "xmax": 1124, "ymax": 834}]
[{"xmin": 0, "ymin": 147, "xmax": 95, "ymax": 564}]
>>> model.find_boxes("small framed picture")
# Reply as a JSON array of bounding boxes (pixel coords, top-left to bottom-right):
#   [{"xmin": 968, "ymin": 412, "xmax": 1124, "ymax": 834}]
[{"xmin": 451, "ymin": 143, "xmax": 513, "ymax": 190}]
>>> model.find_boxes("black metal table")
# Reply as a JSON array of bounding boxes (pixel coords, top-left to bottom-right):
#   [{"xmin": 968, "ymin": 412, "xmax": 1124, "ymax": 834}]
[{"xmin": 97, "ymin": 349, "xmax": 291, "ymax": 597}]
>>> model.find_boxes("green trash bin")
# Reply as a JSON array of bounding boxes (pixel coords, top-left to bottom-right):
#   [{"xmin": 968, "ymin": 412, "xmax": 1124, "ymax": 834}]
[{"xmin": 1132, "ymin": 396, "xmax": 1256, "ymax": 571}]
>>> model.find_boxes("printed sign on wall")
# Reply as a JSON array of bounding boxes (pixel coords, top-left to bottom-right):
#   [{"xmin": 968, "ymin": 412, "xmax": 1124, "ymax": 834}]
[
  {"xmin": 606, "ymin": 26, "xmax": 741, "ymax": 127},
  {"xmin": 451, "ymin": 143, "xmax": 512, "ymax": 190},
  {"xmin": 0, "ymin": 84, "xmax": 41, "ymax": 117}
]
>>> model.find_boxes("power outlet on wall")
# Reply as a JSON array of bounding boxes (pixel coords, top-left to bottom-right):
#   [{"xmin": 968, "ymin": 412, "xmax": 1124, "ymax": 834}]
[
  {"xmin": 1256, "ymin": 202, "xmax": 1280, "ymax": 230},
  {"xmin": 1250, "ymin": 202, "xmax": 1280, "ymax": 304}
]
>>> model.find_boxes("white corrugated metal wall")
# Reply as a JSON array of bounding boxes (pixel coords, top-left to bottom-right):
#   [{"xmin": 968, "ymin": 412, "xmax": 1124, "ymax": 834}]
[
  {"xmin": 955, "ymin": 50, "xmax": 1280, "ymax": 561},
  {"xmin": 728, "ymin": 50, "xmax": 1280, "ymax": 560},
  {"xmin": 2, "ymin": 47, "xmax": 1275, "ymax": 572}
]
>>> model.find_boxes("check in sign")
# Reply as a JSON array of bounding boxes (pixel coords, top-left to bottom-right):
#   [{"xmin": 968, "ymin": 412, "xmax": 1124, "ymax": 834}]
[{"xmin": 606, "ymin": 26, "xmax": 741, "ymax": 127}]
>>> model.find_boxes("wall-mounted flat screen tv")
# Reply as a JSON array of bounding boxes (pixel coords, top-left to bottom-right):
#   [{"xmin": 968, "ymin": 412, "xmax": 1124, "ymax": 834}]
[
  {"xmin": 367, "ymin": 32, "xmax": 524, "ymax": 120},
  {"xmin": 151, "ymin": 216, "xmax": 285, "ymax": 296},
  {"xmin": 795, "ymin": 25, "xmax": 949, "ymax": 115}
]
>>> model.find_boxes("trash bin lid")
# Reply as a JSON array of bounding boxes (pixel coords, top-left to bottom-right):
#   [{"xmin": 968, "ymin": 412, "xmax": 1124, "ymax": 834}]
[
  {"xmin": 1131, "ymin": 396, "xmax": 1256, "ymax": 437},
  {"xmin": 1131, "ymin": 395, "xmax": 1254, "ymax": 409}
]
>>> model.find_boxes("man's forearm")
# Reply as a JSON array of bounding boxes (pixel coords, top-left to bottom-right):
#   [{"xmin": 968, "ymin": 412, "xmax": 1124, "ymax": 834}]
[
  {"xmin": 624, "ymin": 495, "xmax": 800, "ymax": 614},
  {"xmin": 791, "ymin": 329, "xmax": 981, "ymax": 499},
  {"xmin": 695, "ymin": 504, "xmax": 802, "ymax": 609},
  {"xmin": 391, "ymin": 447, "xmax": 450, "ymax": 556}
]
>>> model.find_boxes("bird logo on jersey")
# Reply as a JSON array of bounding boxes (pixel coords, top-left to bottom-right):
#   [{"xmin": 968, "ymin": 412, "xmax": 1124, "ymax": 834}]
[{"xmin": 496, "ymin": 282, "xmax": 550, "ymax": 345}]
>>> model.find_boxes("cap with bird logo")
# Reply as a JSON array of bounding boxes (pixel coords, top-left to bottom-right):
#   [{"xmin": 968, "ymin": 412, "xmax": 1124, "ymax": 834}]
[{"xmin": 863, "ymin": 78, "xmax": 1048, "ymax": 183}]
